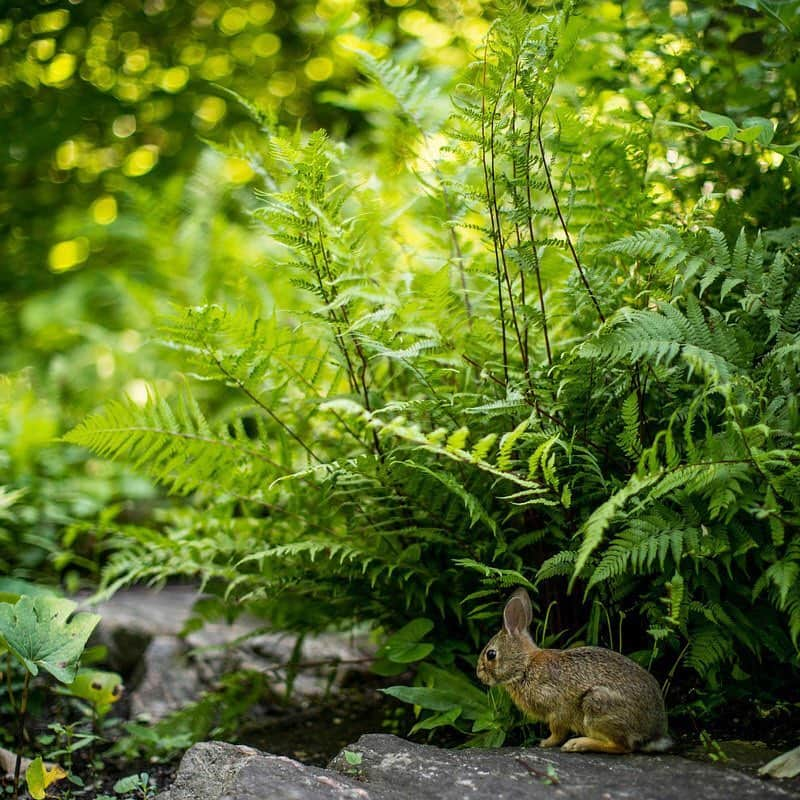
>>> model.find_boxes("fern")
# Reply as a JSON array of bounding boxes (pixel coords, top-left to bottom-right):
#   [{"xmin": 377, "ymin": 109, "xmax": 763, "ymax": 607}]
[{"xmin": 65, "ymin": 3, "xmax": 800, "ymax": 738}]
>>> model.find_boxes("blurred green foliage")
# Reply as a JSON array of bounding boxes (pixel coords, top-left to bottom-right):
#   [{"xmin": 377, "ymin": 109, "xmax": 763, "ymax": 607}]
[{"xmin": 0, "ymin": 0, "xmax": 489, "ymax": 299}]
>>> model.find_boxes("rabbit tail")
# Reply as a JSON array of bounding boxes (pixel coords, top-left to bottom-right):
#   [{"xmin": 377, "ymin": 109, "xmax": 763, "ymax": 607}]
[{"xmin": 640, "ymin": 735, "xmax": 673, "ymax": 753}]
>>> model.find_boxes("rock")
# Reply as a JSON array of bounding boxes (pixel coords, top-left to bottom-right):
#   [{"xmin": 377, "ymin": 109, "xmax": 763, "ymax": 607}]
[
  {"xmin": 77, "ymin": 586, "xmax": 373, "ymax": 722},
  {"xmin": 156, "ymin": 734, "xmax": 799, "ymax": 800},
  {"xmin": 184, "ymin": 624, "xmax": 369, "ymax": 691},
  {"xmin": 78, "ymin": 585, "xmax": 200, "ymax": 675},
  {"xmin": 761, "ymin": 745, "xmax": 800, "ymax": 779},
  {"xmin": 129, "ymin": 636, "xmax": 202, "ymax": 722},
  {"xmin": 156, "ymin": 741, "xmax": 372, "ymax": 800}
]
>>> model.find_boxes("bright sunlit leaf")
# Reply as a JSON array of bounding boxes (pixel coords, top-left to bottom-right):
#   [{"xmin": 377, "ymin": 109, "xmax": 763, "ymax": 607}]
[{"xmin": 25, "ymin": 757, "xmax": 67, "ymax": 800}]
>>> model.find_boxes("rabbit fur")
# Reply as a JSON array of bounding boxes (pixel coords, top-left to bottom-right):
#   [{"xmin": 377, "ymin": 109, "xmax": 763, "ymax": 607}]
[{"xmin": 477, "ymin": 587, "xmax": 671, "ymax": 754}]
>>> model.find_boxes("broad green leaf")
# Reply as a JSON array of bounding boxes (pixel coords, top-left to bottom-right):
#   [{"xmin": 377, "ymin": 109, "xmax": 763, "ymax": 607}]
[
  {"xmin": 383, "ymin": 642, "xmax": 434, "ymax": 663},
  {"xmin": 382, "ymin": 685, "xmax": 488, "ymax": 719},
  {"xmin": 64, "ymin": 669, "xmax": 124, "ymax": 716},
  {"xmin": 736, "ymin": 117, "xmax": 774, "ymax": 144},
  {"xmin": 705, "ymin": 126, "xmax": 730, "ymax": 141},
  {"xmin": 410, "ymin": 706, "xmax": 462, "ymax": 734},
  {"xmin": 370, "ymin": 658, "xmax": 407, "ymax": 677},
  {"xmin": 0, "ymin": 578, "xmax": 58, "ymax": 605},
  {"xmin": 375, "ymin": 618, "xmax": 434, "ymax": 667},
  {"xmin": 113, "ymin": 773, "xmax": 150, "ymax": 794},
  {"xmin": 417, "ymin": 664, "xmax": 492, "ymax": 709},
  {"xmin": 0, "ymin": 596, "xmax": 101, "ymax": 683},
  {"xmin": 699, "ymin": 111, "xmax": 736, "ymax": 138},
  {"xmin": 389, "ymin": 618, "xmax": 434, "ymax": 642},
  {"xmin": 769, "ymin": 141, "xmax": 800, "ymax": 155},
  {"xmin": 25, "ymin": 757, "xmax": 67, "ymax": 800}
]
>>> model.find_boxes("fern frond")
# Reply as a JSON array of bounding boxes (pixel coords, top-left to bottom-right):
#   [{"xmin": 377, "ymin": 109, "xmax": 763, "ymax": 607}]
[{"xmin": 65, "ymin": 394, "xmax": 281, "ymax": 497}]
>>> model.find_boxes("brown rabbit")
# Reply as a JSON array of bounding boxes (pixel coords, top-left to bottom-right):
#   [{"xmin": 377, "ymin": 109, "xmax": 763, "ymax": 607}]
[{"xmin": 476, "ymin": 587, "xmax": 671, "ymax": 754}]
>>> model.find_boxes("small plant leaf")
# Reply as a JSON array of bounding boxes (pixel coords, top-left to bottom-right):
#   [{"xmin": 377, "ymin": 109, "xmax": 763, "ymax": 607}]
[
  {"xmin": 64, "ymin": 669, "xmax": 124, "ymax": 716},
  {"xmin": 113, "ymin": 772, "xmax": 151, "ymax": 794},
  {"xmin": 0, "ymin": 595, "xmax": 101, "ymax": 683},
  {"xmin": 343, "ymin": 750, "xmax": 363, "ymax": 766},
  {"xmin": 25, "ymin": 757, "xmax": 67, "ymax": 800},
  {"xmin": 409, "ymin": 706, "xmax": 462, "ymax": 734}
]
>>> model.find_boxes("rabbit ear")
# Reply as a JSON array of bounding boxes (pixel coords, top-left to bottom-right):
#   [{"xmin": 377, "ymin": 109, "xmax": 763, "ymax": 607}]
[{"xmin": 503, "ymin": 588, "xmax": 533, "ymax": 635}]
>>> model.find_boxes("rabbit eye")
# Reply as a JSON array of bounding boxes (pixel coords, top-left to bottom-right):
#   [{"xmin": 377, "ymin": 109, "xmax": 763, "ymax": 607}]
[{"xmin": 486, "ymin": 648, "xmax": 497, "ymax": 661}]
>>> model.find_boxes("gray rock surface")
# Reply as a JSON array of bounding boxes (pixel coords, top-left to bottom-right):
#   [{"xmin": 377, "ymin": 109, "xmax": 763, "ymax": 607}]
[
  {"xmin": 78, "ymin": 586, "xmax": 372, "ymax": 721},
  {"xmin": 129, "ymin": 636, "xmax": 202, "ymax": 721},
  {"xmin": 156, "ymin": 734, "xmax": 798, "ymax": 800},
  {"xmin": 156, "ymin": 741, "xmax": 371, "ymax": 800},
  {"xmin": 78, "ymin": 585, "xmax": 199, "ymax": 675}
]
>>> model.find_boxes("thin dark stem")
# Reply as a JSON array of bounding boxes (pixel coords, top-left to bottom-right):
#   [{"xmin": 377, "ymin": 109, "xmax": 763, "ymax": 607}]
[
  {"xmin": 536, "ymin": 110, "xmax": 605, "ymax": 323},
  {"xmin": 462, "ymin": 353, "xmax": 505, "ymax": 388},
  {"xmin": 314, "ymin": 219, "xmax": 383, "ymax": 456},
  {"xmin": 207, "ymin": 350, "xmax": 323, "ymax": 464},
  {"xmin": 661, "ymin": 639, "xmax": 691, "ymax": 698},
  {"xmin": 307, "ymin": 238, "xmax": 360, "ymax": 397},
  {"xmin": 12, "ymin": 671, "xmax": 30, "ymax": 800},
  {"xmin": 267, "ymin": 351, "xmax": 370, "ymax": 451},
  {"xmin": 481, "ymin": 44, "xmax": 509, "ymax": 384},
  {"xmin": 440, "ymin": 186, "xmax": 473, "ymax": 326},
  {"xmin": 263, "ymin": 656, "xmax": 374, "ymax": 674},
  {"xmin": 5, "ymin": 652, "xmax": 15, "ymax": 710},
  {"xmin": 387, "ymin": 101, "xmax": 473, "ymax": 325},
  {"xmin": 508, "ymin": 60, "xmax": 533, "ymax": 391},
  {"xmin": 490, "ymin": 74, "xmax": 528, "ymax": 386},
  {"xmin": 728, "ymin": 399, "xmax": 787, "ymax": 504},
  {"xmin": 461, "ymin": 353, "xmax": 607, "ymax": 455},
  {"xmin": 526, "ymin": 112, "xmax": 552, "ymax": 365}
]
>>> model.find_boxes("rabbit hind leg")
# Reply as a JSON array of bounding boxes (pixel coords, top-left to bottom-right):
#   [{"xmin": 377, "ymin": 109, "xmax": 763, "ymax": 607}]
[
  {"xmin": 573, "ymin": 686, "xmax": 634, "ymax": 754},
  {"xmin": 562, "ymin": 736, "xmax": 630, "ymax": 754}
]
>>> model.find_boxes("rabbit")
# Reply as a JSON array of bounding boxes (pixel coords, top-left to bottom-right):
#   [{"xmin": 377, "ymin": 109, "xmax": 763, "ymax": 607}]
[{"xmin": 476, "ymin": 587, "xmax": 672, "ymax": 754}]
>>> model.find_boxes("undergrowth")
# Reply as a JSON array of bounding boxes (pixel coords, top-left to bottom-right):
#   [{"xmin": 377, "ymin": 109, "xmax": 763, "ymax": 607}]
[{"xmin": 66, "ymin": 0, "xmax": 800, "ymax": 744}]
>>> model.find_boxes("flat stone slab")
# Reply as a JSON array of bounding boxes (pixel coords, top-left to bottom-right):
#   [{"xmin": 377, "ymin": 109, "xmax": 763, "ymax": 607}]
[{"xmin": 156, "ymin": 734, "xmax": 798, "ymax": 800}]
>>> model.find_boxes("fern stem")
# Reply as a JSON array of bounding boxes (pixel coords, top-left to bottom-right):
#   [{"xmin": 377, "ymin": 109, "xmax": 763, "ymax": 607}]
[
  {"xmin": 536, "ymin": 110, "xmax": 605, "ymax": 323},
  {"xmin": 313, "ymin": 217, "xmax": 383, "ymax": 456},
  {"xmin": 79, "ymin": 423, "xmax": 285, "ymax": 470},
  {"xmin": 660, "ymin": 639, "xmax": 690, "ymax": 699},
  {"xmin": 526, "ymin": 112, "xmax": 552, "ymax": 366},
  {"xmin": 306, "ymin": 230, "xmax": 361, "ymax": 398},
  {"xmin": 265, "ymin": 349, "xmax": 371, "ymax": 451},
  {"xmin": 490, "ymin": 75, "xmax": 528, "ymax": 387},
  {"xmin": 481, "ymin": 43, "xmax": 509, "ymax": 384},
  {"xmin": 727, "ymin": 396, "xmax": 786, "ymax": 503},
  {"xmin": 440, "ymin": 187, "xmax": 474, "ymax": 327},
  {"xmin": 208, "ymin": 349, "xmax": 323, "ymax": 463},
  {"xmin": 5, "ymin": 652, "xmax": 15, "ymax": 710},
  {"xmin": 509, "ymin": 59, "xmax": 534, "ymax": 387}
]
